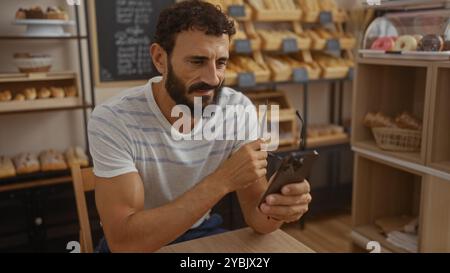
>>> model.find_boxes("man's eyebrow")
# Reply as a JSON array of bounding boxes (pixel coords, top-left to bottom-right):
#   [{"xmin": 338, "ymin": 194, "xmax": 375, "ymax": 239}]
[
  {"xmin": 185, "ymin": 56, "xmax": 210, "ymax": 61},
  {"xmin": 185, "ymin": 56, "xmax": 229, "ymax": 62}
]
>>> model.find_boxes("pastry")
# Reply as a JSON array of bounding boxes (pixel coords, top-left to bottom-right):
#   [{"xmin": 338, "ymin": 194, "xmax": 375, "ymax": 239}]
[
  {"xmin": 364, "ymin": 112, "xmax": 396, "ymax": 128},
  {"xmin": 15, "ymin": 8, "xmax": 27, "ymax": 20},
  {"xmin": 0, "ymin": 90, "xmax": 13, "ymax": 102},
  {"xmin": 25, "ymin": 6, "xmax": 45, "ymax": 19},
  {"xmin": 413, "ymin": 35, "xmax": 423, "ymax": 44},
  {"xmin": 24, "ymin": 88, "xmax": 37, "ymax": 100},
  {"xmin": 371, "ymin": 37, "xmax": 395, "ymax": 51},
  {"xmin": 64, "ymin": 86, "xmax": 77, "ymax": 97},
  {"xmin": 38, "ymin": 87, "xmax": 51, "ymax": 99},
  {"xmin": 13, "ymin": 153, "xmax": 40, "ymax": 174},
  {"xmin": 298, "ymin": 0, "xmax": 320, "ymax": 12},
  {"xmin": 14, "ymin": 93, "xmax": 26, "ymax": 101},
  {"xmin": 66, "ymin": 147, "xmax": 89, "ymax": 168},
  {"xmin": 50, "ymin": 87, "xmax": 65, "ymax": 98},
  {"xmin": 393, "ymin": 35, "xmax": 418, "ymax": 51},
  {"xmin": 395, "ymin": 112, "xmax": 422, "ymax": 131},
  {"xmin": 444, "ymin": 39, "xmax": 450, "ymax": 51},
  {"xmin": 418, "ymin": 34, "xmax": 444, "ymax": 51},
  {"xmin": 319, "ymin": 0, "xmax": 338, "ymax": 11},
  {"xmin": 46, "ymin": 6, "xmax": 69, "ymax": 20},
  {"xmin": 0, "ymin": 156, "xmax": 16, "ymax": 178},
  {"xmin": 39, "ymin": 150, "xmax": 68, "ymax": 171}
]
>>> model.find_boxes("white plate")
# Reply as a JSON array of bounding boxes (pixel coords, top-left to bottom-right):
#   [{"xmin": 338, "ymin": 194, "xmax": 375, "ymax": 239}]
[
  {"xmin": 359, "ymin": 49, "xmax": 450, "ymax": 61},
  {"xmin": 13, "ymin": 19, "xmax": 74, "ymax": 26}
]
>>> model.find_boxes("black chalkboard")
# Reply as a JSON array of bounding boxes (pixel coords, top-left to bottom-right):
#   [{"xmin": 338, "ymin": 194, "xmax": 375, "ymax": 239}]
[{"xmin": 90, "ymin": 0, "xmax": 174, "ymax": 85}]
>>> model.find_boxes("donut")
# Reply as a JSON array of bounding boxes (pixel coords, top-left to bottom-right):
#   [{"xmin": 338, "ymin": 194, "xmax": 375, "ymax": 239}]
[
  {"xmin": 444, "ymin": 40, "xmax": 450, "ymax": 51},
  {"xmin": 419, "ymin": 34, "xmax": 444, "ymax": 51},
  {"xmin": 413, "ymin": 35, "xmax": 423, "ymax": 44},
  {"xmin": 393, "ymin": 35, "xmax": 418, "ymax": 51},
  {"xmin": 371, "ymin": 37, "xmax": 395, "ymax": 51}
]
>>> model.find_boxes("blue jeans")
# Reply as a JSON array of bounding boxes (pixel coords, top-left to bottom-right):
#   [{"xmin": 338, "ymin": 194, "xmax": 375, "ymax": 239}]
[{"xmin": 95, "ymin": 213, "xmax": 227, "ymax": 253}]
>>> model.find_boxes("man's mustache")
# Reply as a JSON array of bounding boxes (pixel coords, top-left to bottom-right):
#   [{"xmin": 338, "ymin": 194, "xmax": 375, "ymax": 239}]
[{"xmin": 188, "ymin": 82, "xmax": 222, "ymax": 93}]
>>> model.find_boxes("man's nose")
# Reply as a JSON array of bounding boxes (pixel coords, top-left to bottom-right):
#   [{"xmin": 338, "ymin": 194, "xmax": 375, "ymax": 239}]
[{"xmin": 200, "ymin": 63, "xmax": 221, "ymax": 87}]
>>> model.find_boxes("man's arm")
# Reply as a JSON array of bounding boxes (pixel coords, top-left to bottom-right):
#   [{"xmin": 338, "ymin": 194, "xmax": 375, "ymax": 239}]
[
  {"xmin": 95, "ymin": 172, "xmax": 228, "ymax": 253},
  {"xmin": 95, "ymin": 140, "xmax": 267, "ymax": 252}
]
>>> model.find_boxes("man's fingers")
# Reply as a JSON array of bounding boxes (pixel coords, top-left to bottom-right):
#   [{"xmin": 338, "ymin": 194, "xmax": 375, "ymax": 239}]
[
  {"xmin": 246, "ymin": 139, "xmax": 264, "ymax": 151},
  {"xmin": 281, "ymin": 180, "xmax": 310, "ymax": 196},
  {"xmin": 256, "ymin": 159, "xmax": 268, "ymax": 169},
  {"xmin": 254, "ymin": 151, "xmax": 268, "ymax": 160},
  {"xmin": 265, "ymin": 193, "xmax": 311, "ymax": 206},
  {"xmin": 260, "ymin": 203, "xmax": 309, "ymax": 218}
]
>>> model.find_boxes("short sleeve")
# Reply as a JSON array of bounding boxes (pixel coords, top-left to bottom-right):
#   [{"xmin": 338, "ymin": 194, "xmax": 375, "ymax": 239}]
[
  {"xmin": 88, "ymin": 105, "xmax": 138, "ymax": 178},
  {"xmin": 231, "ymin": 94, "xmax": 260, "ymax": 154}
]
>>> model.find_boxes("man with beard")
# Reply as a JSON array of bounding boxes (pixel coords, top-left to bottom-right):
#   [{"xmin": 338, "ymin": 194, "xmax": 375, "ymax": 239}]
[{"xmin": 89, "ymin": 0, "xmax": 312, "ymax": 253}]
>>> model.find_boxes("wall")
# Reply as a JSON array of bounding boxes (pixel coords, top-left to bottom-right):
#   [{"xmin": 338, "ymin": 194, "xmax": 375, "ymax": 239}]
[{"xmin": 0, "ymin": 0, "xmax": 353, "ymax": 158}]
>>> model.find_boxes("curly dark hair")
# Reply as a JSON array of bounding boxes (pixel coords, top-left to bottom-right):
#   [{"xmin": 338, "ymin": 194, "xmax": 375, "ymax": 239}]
[{"xmin": 154, "ymin": 0, "xmax": 236, "ymax": 55}]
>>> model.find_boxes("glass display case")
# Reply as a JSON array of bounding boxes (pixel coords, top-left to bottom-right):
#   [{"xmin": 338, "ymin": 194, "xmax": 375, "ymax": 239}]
[{"xmin": 360, "ymin": 9, "xmax": 450, "ymax": 60}]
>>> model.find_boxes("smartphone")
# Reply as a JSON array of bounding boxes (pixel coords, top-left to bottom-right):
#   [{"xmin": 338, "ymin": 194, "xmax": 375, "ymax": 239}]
[{"xmin": 259, "ymin": 150, "xmax": 319, "ymax": 207}]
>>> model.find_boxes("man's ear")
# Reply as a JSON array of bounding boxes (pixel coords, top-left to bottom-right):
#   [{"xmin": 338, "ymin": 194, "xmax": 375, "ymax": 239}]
[{"xmin": 150, "ymin": 43, "xmax": 167, "ymax": 75}]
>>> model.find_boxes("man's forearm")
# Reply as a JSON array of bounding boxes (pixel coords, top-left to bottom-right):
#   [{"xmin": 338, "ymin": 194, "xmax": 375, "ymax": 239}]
[
  {"xmin": 237, "ymin": 178, "xmax": 283, "ymax": 234},
  {"xmin": 111, "ymin": 174, "xmax": 228, "ymax": 252}
]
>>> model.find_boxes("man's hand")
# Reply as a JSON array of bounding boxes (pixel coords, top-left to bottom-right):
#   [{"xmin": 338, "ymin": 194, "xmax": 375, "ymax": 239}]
[
  {"xmin": 212, "ymin": 139, "xmax": 268, "ymax": 193},
  {"xmin": 259, "ymin": 180, "xmax": 312, "ymax": 223}
]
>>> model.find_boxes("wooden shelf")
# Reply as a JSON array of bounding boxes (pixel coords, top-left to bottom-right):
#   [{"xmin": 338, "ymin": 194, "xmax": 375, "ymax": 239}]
[
  {"xmin": 0, "ymin": 36, "xmax": 88, "ymax": 40},
  {"xmin": 0, "ymin": 98, "xmax": 86, "ymax": 114},
  {"xmin": 0, "ymin": 72, "xmax": 77, "ymax": 83},
  {"xmin": 427, "ymin": 65, "xmax": 450, "ymax": 174},
  {"xmin": 430, "ymin": 162, "xmax": 450, "ymax": 174},
  {"xmin": 352, "ymin": 61, "xmax": 430, "ymax": 164},
  {"xmin": 352, "ymin": 154, "xmax": 422, "ymax": 252},
  {"xmin": 0, "ymin": 175, "xmax": 71, "ymax": 193},
  {"xmin": 352, "ymin": 225, "xmax": 413, "ymax": 253},
  {"xmin": 307, "ymin": 133, "xmax": 349, "ymax": 148},
  {"xmin": 353, "ymin": 140, "xmax": 422, "ymax": 165}
]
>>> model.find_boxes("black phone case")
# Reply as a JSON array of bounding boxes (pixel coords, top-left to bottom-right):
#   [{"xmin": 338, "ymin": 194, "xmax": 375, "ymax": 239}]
[{"xmin": 259, "ymin": 151, "xmax": 319, "ymax": 206}]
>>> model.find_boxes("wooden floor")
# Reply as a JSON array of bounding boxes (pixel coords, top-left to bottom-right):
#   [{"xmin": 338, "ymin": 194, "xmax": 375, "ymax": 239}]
[{"xmin": 282, "ymin": 210, "xmax": 366, "ymax": 253}]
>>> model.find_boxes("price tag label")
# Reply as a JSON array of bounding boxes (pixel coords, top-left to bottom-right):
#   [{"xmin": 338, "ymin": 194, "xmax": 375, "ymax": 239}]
[
  {"xmin": 282, "ymin": 38, "xmax": 299, "ymax": 53},
  {"xmin": 234, "ymin": 39, "xmax": 252, "ymax": 54},
  {"xmin": 348, "ymin": 67, "xmax": 354, "ymax": 80},
  {"xmin": 238, "ymin": 72, "xmax": 256, "ymax": 87},
  {"xmin": 319, "ymin": 11, "xmax": 333, "ymax": 24},
  {"xmin": 326, "ymin": 39, "xmax": 341, "ymax": 51},
  {"xmin": 293, "ymin": 68, "xmax": 309, "ymax": 83},
  {"xmin": 228, "ymin": 5, "xmax": 246, "ymax": 18}
]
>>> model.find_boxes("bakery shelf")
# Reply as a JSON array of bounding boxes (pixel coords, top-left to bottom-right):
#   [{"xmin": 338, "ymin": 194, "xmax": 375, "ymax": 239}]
[
  {"xmin": 0, "ymin": 35, "xmax": 87, "ymax": 40},
  {"xmin": 307, "ymin": 133, "xmax": 349, "ymax": 149},
  {"xmin": 353, "ymin": 140, "xmax": 422, "ymax": 165},
  {"xmin": 0, "ymin": 171, "xmax": 72, "ymax": 193},
  {"xmin": 0, "ymin": 72, "xmax": 77, "ymax": 83},
  {"xmin": 352, "ymin": 154, "xmax": 422, "ymax": 253},
  {"xmin": 351, "ymin": 61, "xmax": 432, "ymax": 164},
  {"xmin": 427, "ymin": 65, "xmax": 450, "ymax": 174},
  {"xmin": 352, "ymin": 225, "xmax": 411, "ymax": 253},
  {"xmin": 0, "ymin": 99, "xmax": 90, "ymax": 114},
  {"xmin": 420, "ymin": 175, "xmax": 450, "ymax": 252}
]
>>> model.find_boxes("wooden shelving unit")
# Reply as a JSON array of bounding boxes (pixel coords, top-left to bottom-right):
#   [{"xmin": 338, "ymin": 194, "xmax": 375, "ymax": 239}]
[
  {"xmin": 427, "ymin": 63, "xmax": 450, "ymax": 174},
  {"xmin": 351, "ymin": 57, "xmax": 450, "ymax": 252}
]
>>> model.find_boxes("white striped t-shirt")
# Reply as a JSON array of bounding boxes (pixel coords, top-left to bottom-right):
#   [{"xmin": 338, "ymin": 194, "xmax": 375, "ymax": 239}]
[{"xmin": 88, "ymin": 76, "xmax": 258, "ymax": 228}]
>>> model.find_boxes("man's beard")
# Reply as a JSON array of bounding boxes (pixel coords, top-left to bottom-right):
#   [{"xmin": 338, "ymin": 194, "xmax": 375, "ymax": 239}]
[{"xmin": 165, "ymin": 61, "xmax": 223, "ymax": 113}]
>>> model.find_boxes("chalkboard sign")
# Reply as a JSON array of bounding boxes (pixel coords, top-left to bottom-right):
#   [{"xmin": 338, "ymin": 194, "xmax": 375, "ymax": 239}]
[{"xmin": 88, "ymin": 0, "xmax": 174, "ymax": 87}]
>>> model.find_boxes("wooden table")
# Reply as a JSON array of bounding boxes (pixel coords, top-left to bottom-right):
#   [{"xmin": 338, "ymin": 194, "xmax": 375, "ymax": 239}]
[{"xmin": 157, "ymin": 228, "xmax": 315, "ymax": 253}]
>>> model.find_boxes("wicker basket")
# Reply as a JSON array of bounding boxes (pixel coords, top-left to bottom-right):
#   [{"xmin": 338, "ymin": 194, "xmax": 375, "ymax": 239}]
[{"xmin": 372, "ymin": 127, "xmax": 422, "ymax": 152}]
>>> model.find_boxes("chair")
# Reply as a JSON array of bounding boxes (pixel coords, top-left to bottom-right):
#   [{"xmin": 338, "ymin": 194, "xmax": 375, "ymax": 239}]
[{"xmin": 70, "ymin": 165, "xmax": 96, "ymax": 253}]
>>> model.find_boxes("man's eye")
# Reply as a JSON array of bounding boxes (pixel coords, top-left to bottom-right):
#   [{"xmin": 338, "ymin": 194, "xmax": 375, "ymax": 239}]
[
  {"xmin": 191, "ymin": 60, "xmax": 204, "ymax": 65},
  {"xmin": 217, "ymin": 61, "xmax": 227, "ymax": 68}
]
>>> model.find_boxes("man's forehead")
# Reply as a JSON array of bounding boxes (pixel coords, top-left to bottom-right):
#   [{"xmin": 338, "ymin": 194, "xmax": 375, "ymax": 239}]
[{"xmin": 173, "ymin": 30, "xmax": 230, "ymax": 57}]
